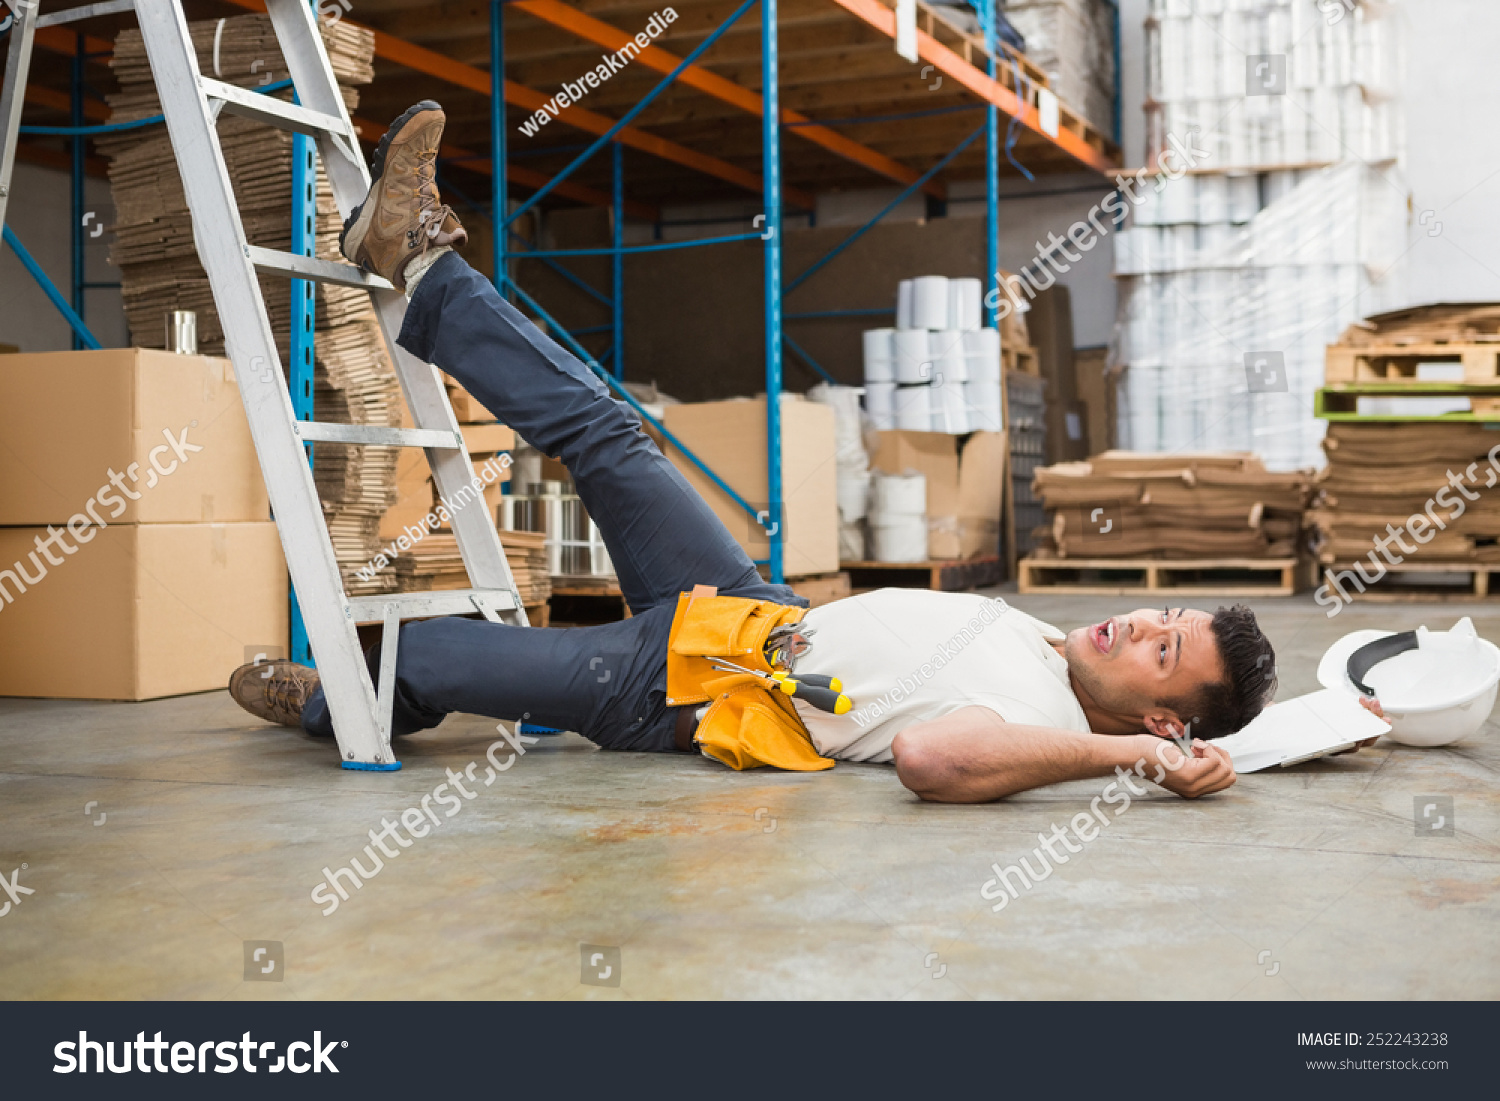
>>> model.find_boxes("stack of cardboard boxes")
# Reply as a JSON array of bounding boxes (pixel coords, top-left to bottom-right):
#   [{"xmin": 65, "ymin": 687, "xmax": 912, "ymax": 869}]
[{"xmin": 0, "ymin": 350, "xmax": 286, "ymax": 700}]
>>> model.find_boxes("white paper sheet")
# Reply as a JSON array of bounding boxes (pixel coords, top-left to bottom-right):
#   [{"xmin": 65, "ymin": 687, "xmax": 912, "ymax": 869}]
[{"xmin": 1216, "ymin": 689, "xmax": 1390, "ymax": 774}]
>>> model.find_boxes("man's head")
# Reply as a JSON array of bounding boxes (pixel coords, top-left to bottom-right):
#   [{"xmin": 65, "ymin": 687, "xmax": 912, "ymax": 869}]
[{"xmin": 1062, "ymin": 604, "xmax": 1277, "ymax": 740}]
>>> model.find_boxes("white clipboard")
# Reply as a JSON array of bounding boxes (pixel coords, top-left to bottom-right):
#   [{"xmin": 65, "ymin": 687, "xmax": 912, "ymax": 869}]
[{"xmin": 1216, "ymin": 689, "xmax": 1390, "ymax": 774}]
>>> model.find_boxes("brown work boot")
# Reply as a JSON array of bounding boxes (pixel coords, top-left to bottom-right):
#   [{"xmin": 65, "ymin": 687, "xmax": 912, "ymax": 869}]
[
  {"xmin": 339, "ymin": 100, "xmax": 467, "ymax": 291},
  {"xmin": 228, "ymin": 659, "xmax": 321, "ymax": 728}
]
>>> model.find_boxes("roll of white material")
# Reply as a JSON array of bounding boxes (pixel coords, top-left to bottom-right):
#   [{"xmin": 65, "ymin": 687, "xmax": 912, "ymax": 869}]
[
  {"xmin": 836, "ymin": 469, "xmax": 870, "ymax": 522},
  {"xmin": 962, "ymin": 327, "xmax": 1001, "ymax": 380},
  {"xmin": 808, "ymin": 381, "xmax": 869, "ymax": 470},
  {"xmin": 895, "ymin": 279, "xmax": 914, "ymax": 329},
  {"xmin": 870, "ymin": 471, "xmax": 927, "ymax": 516},
  {"xmin": 947, "ymin": 277, "xmax": 983, "ymax": 331},
  {"xmin": 864, "ymin": 380, "xmax": 895, "ymax": 420},
  {"xmin": 1196, "ymin": 174, "xmax": 1229, "ymax": 224},
  {"xmin": 965, "ymin": 378, "xmax": 1003, "ymax": 431},
  {"xmin": 894, "ymin": 384, "xmax": 933, "ymax": 431},
  {"xmin": 862, "ymin": 328, "xmax": 895, "ymax": 383},
  {"xmin": 838, "ymin": 520, "xmax": 866, "ymax": 563},
  {"xmin": 1228, "ymin": 175, "xmax": 1259, "ymax": 223},
  {"xmin": 893, "ymin": 329, "xmax": 932, "ymax": 383},
  {"xmin": 1113, "ymin": 227, "xmax": 1145, "ymax": 276},
  {"xmin": 1170, "ymin": 224, "xmax": 1197, "ymax": 270},
  {"xmin": 931, "ymin": 374, "xmax": 970, "ymax": 434},
  {"xmin": 928, "ymin": 330, "xmax": 968, "ymax": 382},
  {"xmin": 869, "ymin": 516, "xmax": 927, "ymax": 563},
  {"xmin": 1157, "ymin": 174, "xmax": 1194, "ymax": 224},
  {"xmin": 911, "ymin": 276, "xmax": 950, "ymax": 331}
]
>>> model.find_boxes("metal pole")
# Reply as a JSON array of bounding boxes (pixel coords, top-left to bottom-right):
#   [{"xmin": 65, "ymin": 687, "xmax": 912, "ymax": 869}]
[
  {"xmin": 762, "ymin": 0, "xmax": 783, "ymax": 584},
  {"xmin": 71, "ymin": 31, "xmax": 84, "ymax": 349},
  {"xmin": 289, "ymin": 126, "xmax": 317, "ymax": 665},
  {"xmin": 612, "ymin": 139, "xmax": 623, "ymax": 380},
  {"xmin": 490, "ymin": 0, "xmax": 506, "ymax": 294},
  {"xmin": 985, "ymin": 0, "xmax": 1000, "ymax": 330}
]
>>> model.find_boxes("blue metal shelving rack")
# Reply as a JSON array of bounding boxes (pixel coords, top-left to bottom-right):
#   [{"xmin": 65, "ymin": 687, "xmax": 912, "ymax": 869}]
[{"xmin": 481, "ymin": 0, "xmax": 1050, "ymax": 585}]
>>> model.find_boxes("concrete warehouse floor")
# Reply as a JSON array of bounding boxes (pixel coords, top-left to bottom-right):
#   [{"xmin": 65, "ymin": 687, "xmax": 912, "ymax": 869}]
[{"xmin": 1, "ymin": 590, "xmax": 1496, "ymax": 1000}]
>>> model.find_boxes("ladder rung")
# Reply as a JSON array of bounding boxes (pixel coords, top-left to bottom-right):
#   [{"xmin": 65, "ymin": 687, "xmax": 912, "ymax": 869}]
[
  {"xmin": 199, "ymin": 76, "xmax": 351, "ymax": 140},
  {"xmin": 347, "ymin": 589, "xmax": 521, "ymax": 624},
  {"xmin": 247, "ymin": 245, "xmax": 394, "ymax": 290},
  {"xmin": 36, "ymin": 0, "xmax": 137, "ymax": 27},
  {"xmin": 293, "ymin": 422, "xmax": 463, "ymax": 449}
]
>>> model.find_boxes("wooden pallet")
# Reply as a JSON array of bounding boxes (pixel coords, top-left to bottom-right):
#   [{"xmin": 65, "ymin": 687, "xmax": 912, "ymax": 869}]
[
  {"xmin": 842, "ymin": 556, "xmax": 1003, "ymax": 593},
  {"xmin": 1324, "ymin": 341, "xmax": 1500, "ymax": 385},
  {"xmin": 1318, "ymin": 561, "xmax": 1499, "ymax": 602},
  {"xmin": 1003, "ymin": 345, "xmax": 1040, "ymax": 376},
  {"xmin": 1018, "ymin": 556, "xmax": 1301, "ymax": 596},
  {"xmin": 786, "ymin": 571, "xmax": 851, "ymax": 607},
  {"xmin": 1315, "ymin": 384, "xmax": 1500, "ymax": 422}
]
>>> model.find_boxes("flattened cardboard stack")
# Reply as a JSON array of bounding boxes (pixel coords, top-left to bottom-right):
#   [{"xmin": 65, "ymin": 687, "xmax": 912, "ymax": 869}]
[
  {"xmin": 392, "ymin": 530, "xmax": 551, "ymax": 607},
  {"xmin": 1335, "ymin": 303, "xmax": 1500, "ymax": 348},
  {"xmin": 1306, "ymin": 424, "xmax": 1500, "ymax": 565},
  {"xmin": 1032, "ymin": 451, "xmax": 1308, "ymax": 559},
  {"xmin": 99, "ymin": 15, "xmax": 399, "ymax": 594}
]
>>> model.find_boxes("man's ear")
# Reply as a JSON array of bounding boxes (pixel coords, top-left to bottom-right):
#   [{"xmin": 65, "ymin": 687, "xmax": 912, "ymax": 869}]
[{"xmin": 1141, "ymin": 713, "xmax": 1183, "ymax": 740}]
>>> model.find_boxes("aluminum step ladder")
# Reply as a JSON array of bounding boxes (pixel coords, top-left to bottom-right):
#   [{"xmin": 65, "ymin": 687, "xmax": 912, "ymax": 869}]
[{"xmin": 0, "ymin": 0, "xmax": 530, "ymax": 771}]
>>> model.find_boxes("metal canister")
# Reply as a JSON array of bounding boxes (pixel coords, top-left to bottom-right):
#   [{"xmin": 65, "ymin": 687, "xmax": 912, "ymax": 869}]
[{"xmin": 165, "ymin": 310, "xmax": 197, "ymax": 355}]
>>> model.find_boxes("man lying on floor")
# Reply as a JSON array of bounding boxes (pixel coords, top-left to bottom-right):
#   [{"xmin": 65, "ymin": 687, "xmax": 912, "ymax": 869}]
[{"xmin": 228, "ymin": 102, "xmax": 1305, "ymax": 804}]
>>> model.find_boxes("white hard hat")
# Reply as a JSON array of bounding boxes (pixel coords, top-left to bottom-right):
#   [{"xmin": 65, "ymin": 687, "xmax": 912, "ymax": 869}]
[{"xmin": 1317, "ymin": 617, "xmax": 1500, "ymax": 747}]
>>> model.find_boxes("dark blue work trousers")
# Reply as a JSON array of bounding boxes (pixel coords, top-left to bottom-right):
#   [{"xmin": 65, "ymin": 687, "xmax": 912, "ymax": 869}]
[{"xmin": 300, "ymin": 250, "xmax": 801, "ymax": 751}]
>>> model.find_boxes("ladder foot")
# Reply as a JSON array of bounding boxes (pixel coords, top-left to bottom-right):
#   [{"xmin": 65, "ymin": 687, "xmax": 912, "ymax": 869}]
[{"xmin": 341, "ymin": 760, "xmax": 404, "ymax": 772}]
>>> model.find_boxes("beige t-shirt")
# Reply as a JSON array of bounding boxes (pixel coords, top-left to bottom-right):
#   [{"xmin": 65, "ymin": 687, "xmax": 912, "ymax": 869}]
[{"xmin": 789, "ymin": 589, "xmax": 1090, "ymax": 763}]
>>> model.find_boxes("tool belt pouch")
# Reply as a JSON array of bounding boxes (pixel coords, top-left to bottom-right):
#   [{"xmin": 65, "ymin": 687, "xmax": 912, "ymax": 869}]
[{"xmin": 665, "ymin": 592, "xmax": 833, "ymax": 773}]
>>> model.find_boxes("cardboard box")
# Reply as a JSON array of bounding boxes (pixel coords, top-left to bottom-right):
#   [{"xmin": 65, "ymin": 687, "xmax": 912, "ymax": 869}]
[
  {"xmin": 441, "ymin": 374, "xmax": 497, "ymax": 423},
  {"xmin": 663, "ymin": 397, "xmax": 838, "ymax": 578},
  {"xmin": 0, "ymin": 349, "xmax": 269, "ymax": 525},
  {"xmin": 788, "ymin": 571, "xmax": 851, "ymax": 607},
  {"xmin": 460, "ymin": 422, "xmax": 516, "ymax": 455},
  {"xmin": 379, "ymin": 449, "xmax": 435, "ymax": 540},
  {"xmin": 956, "ymin": 430, "xmax": 1007, "ymax": 559},
  {"xmin": 0, "ymin": 522, "xmax": 287, "ymax": 700},
  {"xmin": 870, "ymin": 430, "xmax": 1006, "ymax": 559}
]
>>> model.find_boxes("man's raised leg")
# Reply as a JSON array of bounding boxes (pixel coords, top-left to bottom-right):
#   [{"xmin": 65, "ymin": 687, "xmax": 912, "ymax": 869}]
[{"xmin": 399, "ymin": 249, "xmax": 797, "ymax": 613}]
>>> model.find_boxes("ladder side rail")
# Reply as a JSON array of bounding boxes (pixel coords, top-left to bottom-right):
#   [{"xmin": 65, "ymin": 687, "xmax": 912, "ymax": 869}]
[{"xmin": 0, "ymin": 0, "xmax": 41, "ymax": 230}]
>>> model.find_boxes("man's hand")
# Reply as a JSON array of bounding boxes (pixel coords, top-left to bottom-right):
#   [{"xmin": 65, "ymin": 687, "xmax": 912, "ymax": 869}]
[
  {"xmin": 1145, "ymin": 736, "xmax": 1237, "ymax": 799},
  {"xmin": 1333, "ymin": 694, "xmax": 1385, "ymax": 755}
]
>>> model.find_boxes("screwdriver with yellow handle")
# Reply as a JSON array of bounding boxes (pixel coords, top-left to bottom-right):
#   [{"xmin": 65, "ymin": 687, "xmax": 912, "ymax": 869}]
[{"xmin": 710, "ymin": 659, "xmax": 853, "ymax": 715}]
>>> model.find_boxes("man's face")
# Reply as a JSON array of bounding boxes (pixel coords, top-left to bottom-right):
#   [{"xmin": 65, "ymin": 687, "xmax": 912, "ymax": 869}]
[{"xmin": 1063, "ymin": 607, "xmax": 1225, "ymax": 733}]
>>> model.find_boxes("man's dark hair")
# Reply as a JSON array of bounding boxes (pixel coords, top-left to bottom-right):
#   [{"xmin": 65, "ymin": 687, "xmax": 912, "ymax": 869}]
[{"xmin": 1165, "ymin": 604, "xmax": 1278, "ymax": 741}]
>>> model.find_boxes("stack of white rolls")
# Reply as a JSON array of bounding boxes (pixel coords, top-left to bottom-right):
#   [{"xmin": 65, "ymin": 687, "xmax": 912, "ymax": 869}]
[
  {"xmin": 862, "ymin": 275, "xmax": 999, "ymax": 434},
  {"xmin": 867, "ymin": 471, "xmax": 927, "ymax": 563}
]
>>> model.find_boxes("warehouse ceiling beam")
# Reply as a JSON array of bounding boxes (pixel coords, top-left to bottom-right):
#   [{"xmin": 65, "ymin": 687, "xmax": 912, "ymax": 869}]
[
  {"xmin": 217, "ymin": 0, "xmax": 813, "ymax": 207},
  {"xmin": 509, "ymin": 0, "xmax": 943, "ymax": 199},
  {"xmin": 826, "ymin": 0, "xmax": 1118, "ymax": 176}
]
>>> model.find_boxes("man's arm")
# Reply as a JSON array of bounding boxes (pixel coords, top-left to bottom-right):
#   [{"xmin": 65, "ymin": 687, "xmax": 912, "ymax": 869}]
[{"xmin": 890, "ymin": 706, "xmax": 1236, "ymax": 804}]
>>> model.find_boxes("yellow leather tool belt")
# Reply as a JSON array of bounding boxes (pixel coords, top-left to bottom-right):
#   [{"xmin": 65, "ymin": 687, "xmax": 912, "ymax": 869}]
[{"xmin": 665, "ymin": 589, "xmax": 834, "ymax": 772}]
